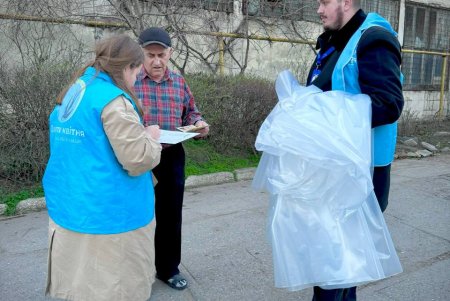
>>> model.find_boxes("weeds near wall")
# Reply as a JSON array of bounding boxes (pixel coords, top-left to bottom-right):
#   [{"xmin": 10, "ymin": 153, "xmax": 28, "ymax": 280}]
[
  {"xmin": 398, "ymin": 108, "xmax": 420, "ymax": 137},
  {"xmin": 398, "ymin": 108, "xmax": 450, "ymax": 138}
]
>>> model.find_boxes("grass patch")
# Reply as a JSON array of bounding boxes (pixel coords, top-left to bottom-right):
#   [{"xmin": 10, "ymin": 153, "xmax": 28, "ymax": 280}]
[
  {"xmin": 184, "ymin": 139, "xmax": 260, "ymax": 176},
  {"xmin": 0, "ymin": 185, "xmax": 44, "ymax": 215},
  {"xmin": 0, "ymin": 140, "xmax": 260, "ymax": 215}
]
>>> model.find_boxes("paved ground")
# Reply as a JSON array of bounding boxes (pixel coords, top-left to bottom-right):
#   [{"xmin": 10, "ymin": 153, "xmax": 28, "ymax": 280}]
[{"xmin": 1, "ymin": 154, "xmax": 449, "ymax": 301}]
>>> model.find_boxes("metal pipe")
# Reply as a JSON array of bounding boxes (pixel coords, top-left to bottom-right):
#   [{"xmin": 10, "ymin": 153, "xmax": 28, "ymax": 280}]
[
  {"xmin": 0, "ymin": 13, "xmax": 127, "ymax": 28},
  {"xmin": 402, "ymin": 48, "xmax": 450, "ymax": 56},
  {"xmin": 184, "ymin": 30, "xmax": 315, "ymax": 45},
  {"xmin": 438, "ymin": 55, "xmax": 448, "ymax": 117},
  {"xmin": 218, "ymin": 37, "xmax": 225, "ymax": 76}
]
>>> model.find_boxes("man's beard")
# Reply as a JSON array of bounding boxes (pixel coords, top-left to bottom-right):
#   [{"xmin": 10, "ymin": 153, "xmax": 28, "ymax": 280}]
[{"xmin": 324, "ymin": 7, "xmax": 344, "ymax": 31}]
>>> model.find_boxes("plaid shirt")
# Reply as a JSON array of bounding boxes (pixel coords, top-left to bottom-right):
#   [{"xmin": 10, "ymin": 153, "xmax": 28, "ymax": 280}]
[{"xmin": 134, "ymin": 68, "xmax": 203, "ymax": 130}]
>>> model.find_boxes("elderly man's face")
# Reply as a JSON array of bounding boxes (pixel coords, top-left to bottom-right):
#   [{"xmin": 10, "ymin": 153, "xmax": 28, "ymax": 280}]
[{"xmin": 142, "ymin": 44, "xmax": 172, "ymax": 81}]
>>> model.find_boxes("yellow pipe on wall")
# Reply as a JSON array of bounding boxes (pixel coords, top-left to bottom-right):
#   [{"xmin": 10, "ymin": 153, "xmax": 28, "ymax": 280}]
[
  {"xmin": 0, "ymin": 13, "xmax": 127, "ymax": 28},
  {"xmin": 438, "ymin": 55, "xmax": 448, "ymax": 118},
  {"xmin": 218, "ymin": 37, "xmax": 225, "ymax": 76},
  {"xmin": 402, "ymin": 48, "xmax": 450, "ymax": 56}
]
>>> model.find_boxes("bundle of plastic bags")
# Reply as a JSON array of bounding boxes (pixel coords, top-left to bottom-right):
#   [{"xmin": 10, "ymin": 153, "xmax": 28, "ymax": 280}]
[{"xmin": 252, "ymin": 70, "xmax": 402, "ymax": 291}]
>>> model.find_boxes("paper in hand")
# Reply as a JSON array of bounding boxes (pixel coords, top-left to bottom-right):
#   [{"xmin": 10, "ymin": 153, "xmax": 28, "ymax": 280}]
[
  {"xmin": 159, "ymin": 130, "xmax": 199, "ymax": 144},
  {"xmin": 177, "ymin": 125, "xmax": 208, "ymax": 132}
]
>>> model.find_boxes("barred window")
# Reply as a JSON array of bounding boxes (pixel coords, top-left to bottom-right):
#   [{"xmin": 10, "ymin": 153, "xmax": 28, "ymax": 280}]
[
  {"xmin": 402, "ymin": 3, "xmax": 450, "ymax": 90},
  {"xmin": 403, "ymin": 4, "xmax": 449, "ymax": 51},
  {"xmin": 153, "ymin": 0, "xmax": 234, "ymax": 13},
  {"xmin": 241, "ymin": 0, "xmax": 402, "ymax": 24},
  {"xmin": 242, "ymin": 0, "xmax": 319, "ymax": 22},
  {"xmin": 361, "ymin": 0, "xmax": 400, "ymax": 31},
  {"xmin": 197, "ymin": 0, "xmax": 234, "ymax": 13}
]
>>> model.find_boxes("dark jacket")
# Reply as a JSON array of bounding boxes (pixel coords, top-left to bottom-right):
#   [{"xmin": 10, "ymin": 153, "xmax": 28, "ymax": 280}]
[{"xmin": 306, "ymin": 9, "xmax": 404, "ymax": 128}]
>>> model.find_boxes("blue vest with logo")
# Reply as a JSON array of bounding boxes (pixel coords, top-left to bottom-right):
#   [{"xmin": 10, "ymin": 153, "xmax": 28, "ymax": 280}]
[
  {"xmin": 43, "ymin": 67, "xmax": 155, "ymax": 234},
  {"xmin": 332, "ymin": 13, "xmax": 401, "ymax": 167}
]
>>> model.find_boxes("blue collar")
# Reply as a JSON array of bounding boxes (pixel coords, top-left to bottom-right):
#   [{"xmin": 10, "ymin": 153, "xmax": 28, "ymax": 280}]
[{"xmin": 84, "ymin": 66, "xmax": 115, "ymax": 83}]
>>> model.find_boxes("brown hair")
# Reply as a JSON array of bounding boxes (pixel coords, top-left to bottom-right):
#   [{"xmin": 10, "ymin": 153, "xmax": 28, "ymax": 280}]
[{"xmin": 56, "ymin": 34, "xmax": 145, "ymax": 115}]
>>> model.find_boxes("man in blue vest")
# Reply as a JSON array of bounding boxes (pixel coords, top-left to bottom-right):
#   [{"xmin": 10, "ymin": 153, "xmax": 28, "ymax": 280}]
[{"xmin": 306, "ymin": 0, "xmax": 404, "ymax": 300}]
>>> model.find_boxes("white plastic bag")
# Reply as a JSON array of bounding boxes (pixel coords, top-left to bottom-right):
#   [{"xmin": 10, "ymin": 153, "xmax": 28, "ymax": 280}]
[{"xmin": 253, "ymin": 70, "xmax": 402, "ymax": 291}]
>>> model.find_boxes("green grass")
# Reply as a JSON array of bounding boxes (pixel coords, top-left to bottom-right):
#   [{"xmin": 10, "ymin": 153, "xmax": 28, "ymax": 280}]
[
  {"xmin": 184, "ymin": 139, "xmax": 260, "ymax": 176},
  {"xmin": 0, "ymin": 185, "xmax": 44, "ymax": 215},
  {"xmin": 0, "ymin": 140, "xmax": 260, "ymax": 215}
]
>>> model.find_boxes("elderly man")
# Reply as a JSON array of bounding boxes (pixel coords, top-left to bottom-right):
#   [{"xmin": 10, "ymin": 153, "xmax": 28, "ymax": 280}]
[{"xmin": 134, "ymin": 27, "xmax": 209, "ymax": 290}]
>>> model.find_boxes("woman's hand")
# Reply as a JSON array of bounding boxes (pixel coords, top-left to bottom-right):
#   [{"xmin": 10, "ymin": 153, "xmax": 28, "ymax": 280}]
[{"xmin": 145, "ymin": 125, "xmax": 160, "ymax": 141}]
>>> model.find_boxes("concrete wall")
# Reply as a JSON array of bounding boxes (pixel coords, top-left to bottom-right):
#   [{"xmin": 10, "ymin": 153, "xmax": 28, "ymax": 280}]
[
  {"xmin": 404, "ymin": 90, "xmax": 449, "ymax": 118},
  {"xmin": 410, "ymin": 0, "xmax": 450, "ymax": 7}
]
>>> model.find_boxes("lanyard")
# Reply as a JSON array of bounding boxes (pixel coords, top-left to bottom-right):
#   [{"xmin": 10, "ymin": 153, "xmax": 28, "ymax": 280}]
[{"xmin": 310, "ymin": 46, "xmax": 335, "ymax": 83}]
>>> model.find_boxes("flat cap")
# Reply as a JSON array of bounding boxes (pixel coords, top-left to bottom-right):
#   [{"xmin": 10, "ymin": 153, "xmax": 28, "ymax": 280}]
[{"xmin": 138, "ymin": 27, "xmax": 171, "ymax": 48}]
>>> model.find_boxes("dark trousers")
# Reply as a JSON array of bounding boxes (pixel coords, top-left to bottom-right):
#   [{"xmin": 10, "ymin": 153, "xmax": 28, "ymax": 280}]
[
  {"xmin": 312, "ymin": 164, "xmax": 391, "ymax": 301},
  {"xmin": 373, "ymin": 165, "xmax": 391, "ymax": 212},
  {"xmin": 152, "ymin": 143, "xmax": 185, "ymax": 280},
  {"xmin": 312, "ymin": 286, "xmax": 356, "ymax": 301}
]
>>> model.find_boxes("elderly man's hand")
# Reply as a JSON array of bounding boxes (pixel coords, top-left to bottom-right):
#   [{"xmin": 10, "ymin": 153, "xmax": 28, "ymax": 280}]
[{"xmin": 195, "ymin": 120, "xmax": 209, "ymax": 138}]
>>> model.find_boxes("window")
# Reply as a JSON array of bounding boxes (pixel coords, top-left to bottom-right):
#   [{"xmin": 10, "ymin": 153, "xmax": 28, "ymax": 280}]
[
  {"xmin": 242, "ymin": 0, "xmax": 400, "ymax": 23},
  {"xmin": 199, "ymin": 0, "xmax": 234, "ymax": 13},
  {"xmin": 242, "ymin": 0, "xmax": 319, "ymax": 22},
  {"xmin": 153, "ymin": 0, "xmax": 234, "ymax": 13},
  {"xmin": 402, "ymin": 3, "xmax": 450, "ymax": 90},
  {"xmin": 361, "ymin": 0, "xmax": 400, "ymax": 31}
]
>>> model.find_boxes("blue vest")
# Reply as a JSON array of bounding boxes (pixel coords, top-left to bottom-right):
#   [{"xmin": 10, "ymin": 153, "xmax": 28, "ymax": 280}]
[
  {"xmin": 43, "ymin": 67, "xmax": 155, "ymax": 234},
  {"xmin": 332, "ymin": 13, "xmax": 401, "ymax": 166}
]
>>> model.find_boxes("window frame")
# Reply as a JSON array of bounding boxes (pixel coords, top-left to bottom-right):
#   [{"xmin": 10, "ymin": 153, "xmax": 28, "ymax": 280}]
[{"xmin": 402, "ymin": 2, "xmax": 450, "ymax": 91}]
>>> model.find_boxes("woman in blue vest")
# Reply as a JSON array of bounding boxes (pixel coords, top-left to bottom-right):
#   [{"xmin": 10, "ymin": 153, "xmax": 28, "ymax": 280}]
[{"xmin": 43, "ymin": 34, "xmax": 162, "ymax": 301}]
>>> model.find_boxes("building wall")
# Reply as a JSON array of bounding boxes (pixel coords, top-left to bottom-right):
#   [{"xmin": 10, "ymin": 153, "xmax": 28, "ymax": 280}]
[
  {"xmin": 412, "ymin": 0, "xmax": 449, "ymax": 6},
  {"xmin": 0, "ymin": 0, "xmax": 448, "ymax": 118},
  {"xmin": 404, "ymin": 91, "xmax": 449, "ymax": 117},
  {"xmin": 157, "ymin": 0, "xmax": 450, "ymax": 118}
]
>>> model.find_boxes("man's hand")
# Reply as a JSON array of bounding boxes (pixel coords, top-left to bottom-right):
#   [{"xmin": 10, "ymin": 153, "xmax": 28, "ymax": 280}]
[{"xmin": 194, "ymin": 120, "xmax": 209, "ymax": 138}]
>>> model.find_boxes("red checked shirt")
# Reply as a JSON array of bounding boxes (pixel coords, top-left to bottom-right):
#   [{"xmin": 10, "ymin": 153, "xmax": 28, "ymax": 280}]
[{"xmin": 134, "ymin": 68, "xmax": 203, "ymax": 130}]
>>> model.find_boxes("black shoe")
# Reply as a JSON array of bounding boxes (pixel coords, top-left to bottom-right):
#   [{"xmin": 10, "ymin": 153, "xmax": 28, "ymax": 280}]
[{"xmin": 157, "ymin": 273, "xmax": 188, "ymax": 290}]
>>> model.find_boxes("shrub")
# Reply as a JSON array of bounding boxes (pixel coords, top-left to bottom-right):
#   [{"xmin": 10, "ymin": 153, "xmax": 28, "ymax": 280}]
[
  {"xmin": 0, "ymin": 63, "xmax": 72, "ymax": 190},
  {"xmin": 0, "ymin": 67, "xmax": 277, "ymax": 191},
  {"xmin": 186, "ymin": 74, "xmax": 277, "ymax": 155}
]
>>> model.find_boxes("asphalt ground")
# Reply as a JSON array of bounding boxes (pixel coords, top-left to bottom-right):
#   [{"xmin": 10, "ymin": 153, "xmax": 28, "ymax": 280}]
[{"xmin": 1, "ymin": 154, "xmax": 449, "ymax": 301}]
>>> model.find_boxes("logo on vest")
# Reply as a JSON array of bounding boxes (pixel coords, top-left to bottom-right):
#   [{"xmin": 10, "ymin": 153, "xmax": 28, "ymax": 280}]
[{"xmin": 58, "ymin": 79, "xmax": 86, "ymax": 122}]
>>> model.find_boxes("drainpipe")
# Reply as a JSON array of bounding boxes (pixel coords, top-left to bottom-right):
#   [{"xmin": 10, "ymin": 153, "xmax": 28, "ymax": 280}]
[
  {"xmin": 397, "ymin": 0, "xmax": 405, "ymax": 45},
  {"xmin": 438, "ymin": 54, "xmax": 448, "ymax": 118},
  {"xmin": 218, "ymin": 37, "xmax": 225, "ymax": 76}
]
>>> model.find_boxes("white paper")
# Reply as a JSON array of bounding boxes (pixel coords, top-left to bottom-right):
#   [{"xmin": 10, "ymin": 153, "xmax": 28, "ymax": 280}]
[{"xmin": 158, "ymin": 130, "xmax": 199, "ymax": 144}]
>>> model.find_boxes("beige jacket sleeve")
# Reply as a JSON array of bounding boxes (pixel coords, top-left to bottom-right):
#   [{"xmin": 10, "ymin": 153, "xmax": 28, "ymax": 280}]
[{"xmin": 101, "ymin": 96, "xmax": 162, "ymax": 177}]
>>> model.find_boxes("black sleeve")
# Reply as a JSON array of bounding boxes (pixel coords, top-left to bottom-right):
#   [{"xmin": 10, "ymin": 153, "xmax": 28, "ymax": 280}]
[{"xmin": 357, "ymin": 27, "xmax": 404, "ymax": 128}]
